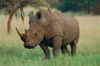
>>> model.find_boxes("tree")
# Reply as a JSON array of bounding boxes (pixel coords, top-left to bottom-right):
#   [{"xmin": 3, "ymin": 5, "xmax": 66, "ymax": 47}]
[
  {"xmin": 0, "ymin": 0, "xmax": 57, "ymax": 34},
  {"xmin": 54, "ymin": 0, "xmax": 100, "ymax": 13}
]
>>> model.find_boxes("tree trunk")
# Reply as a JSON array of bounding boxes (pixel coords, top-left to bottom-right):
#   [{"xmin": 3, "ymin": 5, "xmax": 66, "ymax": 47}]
[
  {"xmin": 7, "ymin": 6, "xmax": 20, "ymax": 34},
  {"xmin": 7, "ymin": 13, "xmax": 13, "ymax": 34}
]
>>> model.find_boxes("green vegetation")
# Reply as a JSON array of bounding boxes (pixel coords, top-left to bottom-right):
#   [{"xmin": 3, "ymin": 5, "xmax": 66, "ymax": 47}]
[
  {"xmin": 0, "ymin": 0, "xmax": 57, "ymax": 34},
  {"xmin": 54, "ymin": 0, "xmax": 100, "ymax": 14},
  {"xmin": 0, "ymin": 0, "xmax": 100, "ymax": 65},
  {"xmin": 0, "ymin": 11, "xmax": 100, "ymax": 66}
]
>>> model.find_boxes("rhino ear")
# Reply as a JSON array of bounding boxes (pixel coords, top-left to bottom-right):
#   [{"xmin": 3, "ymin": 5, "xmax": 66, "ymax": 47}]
[
  {"xmin": 37, "ymin": 12, "xmax": 42, "ymax": 20},
  {"xmin": 29, "ymin": 11, "xmax": 33, "ymax": 20}
]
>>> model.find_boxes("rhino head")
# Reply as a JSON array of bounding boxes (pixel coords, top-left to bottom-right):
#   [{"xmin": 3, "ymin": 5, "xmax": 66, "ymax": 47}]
[{"xmin": 16, "ymin": 9, "xmax": 51, "ymax": 49}]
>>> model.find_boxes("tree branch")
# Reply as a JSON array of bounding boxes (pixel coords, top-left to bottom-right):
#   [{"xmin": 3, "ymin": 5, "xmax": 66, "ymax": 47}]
[
  {"xmin": 7, "ymin": 5, "xmax": 20, "ymax": 34},
  {"xmin": 0, "ymin": 1, "xmax": 11, "ymax": 13},
  {"xmin": 0, "ymin": 1, "xmax": 7, "ymax": 5},
  {"xmin": 6, "ymin": 3, "xmax": 11, "ymax": 13}
]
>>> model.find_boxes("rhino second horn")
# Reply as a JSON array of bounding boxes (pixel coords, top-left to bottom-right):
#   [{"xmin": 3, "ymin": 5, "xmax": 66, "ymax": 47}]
[{"xmin": 16, "ymin": 27, "xmax": 23, "ymax": 38}]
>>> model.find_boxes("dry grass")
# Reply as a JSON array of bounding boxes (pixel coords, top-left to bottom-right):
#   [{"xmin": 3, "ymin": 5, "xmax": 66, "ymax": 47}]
[{"xmin": 0, "ymin": 9, "xmax": 100, "ymax": 66}]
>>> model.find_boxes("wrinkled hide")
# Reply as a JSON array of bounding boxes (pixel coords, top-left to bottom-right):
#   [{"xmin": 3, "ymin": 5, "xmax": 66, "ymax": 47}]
[{"xmin": 16, "ymin": 8, "xmax": 80, "ymax": 59}]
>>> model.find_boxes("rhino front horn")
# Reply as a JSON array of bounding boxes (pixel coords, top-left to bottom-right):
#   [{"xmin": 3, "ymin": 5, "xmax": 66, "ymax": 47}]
[{"xmin": 16, "ymin": 27, "xmax": 23, "ymax": 38}]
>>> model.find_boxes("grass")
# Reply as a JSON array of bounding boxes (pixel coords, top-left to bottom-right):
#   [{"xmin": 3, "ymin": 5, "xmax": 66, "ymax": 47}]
[{"xmin": 0, "ymin": 8, "xmax": 100, "ymax": 66}]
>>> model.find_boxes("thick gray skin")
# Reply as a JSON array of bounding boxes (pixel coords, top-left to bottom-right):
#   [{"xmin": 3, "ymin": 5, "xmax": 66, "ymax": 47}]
[
  {"xmin": 17, "ymin": 9, "xmax": 80, "ymax": 59},
  {"xmin": 38, "ymin": 9, "xmax": 80, "ymax": 59}
]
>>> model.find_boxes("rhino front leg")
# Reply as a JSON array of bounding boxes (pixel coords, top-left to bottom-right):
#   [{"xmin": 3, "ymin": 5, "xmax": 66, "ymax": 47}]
[
  {"xmin": 39, "ymin": 43, "xmax": 50, "ymax": 59},
  {"xmin": 53, "ymin": 36, "xmax": 62, "ymax": 57}
]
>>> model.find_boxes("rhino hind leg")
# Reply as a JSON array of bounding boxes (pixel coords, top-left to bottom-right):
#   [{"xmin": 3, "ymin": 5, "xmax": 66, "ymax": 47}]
[
  {"xmin": 70, "ymin": 32, "xmax": 79, "ymax": 56},
  {"xmin": 61, "ymin": 46, "xmax": 70, "ymax": 55},
  {"xmin": 70, "ymin": 41, "xmax": 77, "ymax": 56},
  {"xmin": 39, "ymin": 43, "xmax": 50, "ymax": 59}
]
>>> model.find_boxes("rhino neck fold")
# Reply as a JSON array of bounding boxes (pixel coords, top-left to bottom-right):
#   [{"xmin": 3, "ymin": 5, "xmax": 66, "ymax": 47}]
[{"xmin": 44, "ymin": 21, "xmax": 63, "ymax": 40}]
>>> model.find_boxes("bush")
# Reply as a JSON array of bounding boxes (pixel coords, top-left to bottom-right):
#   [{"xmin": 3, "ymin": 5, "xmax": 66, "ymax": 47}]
[{"xmin": 92, "ymin": 5, "xmax": 100, "ymax": 15}]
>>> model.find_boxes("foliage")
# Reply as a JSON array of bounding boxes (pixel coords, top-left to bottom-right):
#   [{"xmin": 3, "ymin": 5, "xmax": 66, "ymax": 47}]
[
  {"xmin": 92, "ymin": 5, "xmax": 100, "ymax": 15},
  {"xmin": 0, "ymin": 0, "xmax": 52, "ymax": 20},
  {"xmin": 54, "ymin": 0, "xmax": 100, "ymax": 13},
  {"xmin": 0, "ymin": 0, "xmax": 56, "ymax": 14},
  {"xmin": 0, "ymin": 0, "xmax": 58, "ymax": 34}
]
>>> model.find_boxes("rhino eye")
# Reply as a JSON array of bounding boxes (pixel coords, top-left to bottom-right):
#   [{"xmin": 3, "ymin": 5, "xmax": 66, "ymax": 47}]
[{"xmin": 35, "ymin": 33, "xmax": 37, "ymax": 35}]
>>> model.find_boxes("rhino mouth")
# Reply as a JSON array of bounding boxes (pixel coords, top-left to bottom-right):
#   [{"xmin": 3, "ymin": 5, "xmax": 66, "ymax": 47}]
[{"xmin": 24, "ymin": 44, "xmax": 35, "ymax": 49}]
